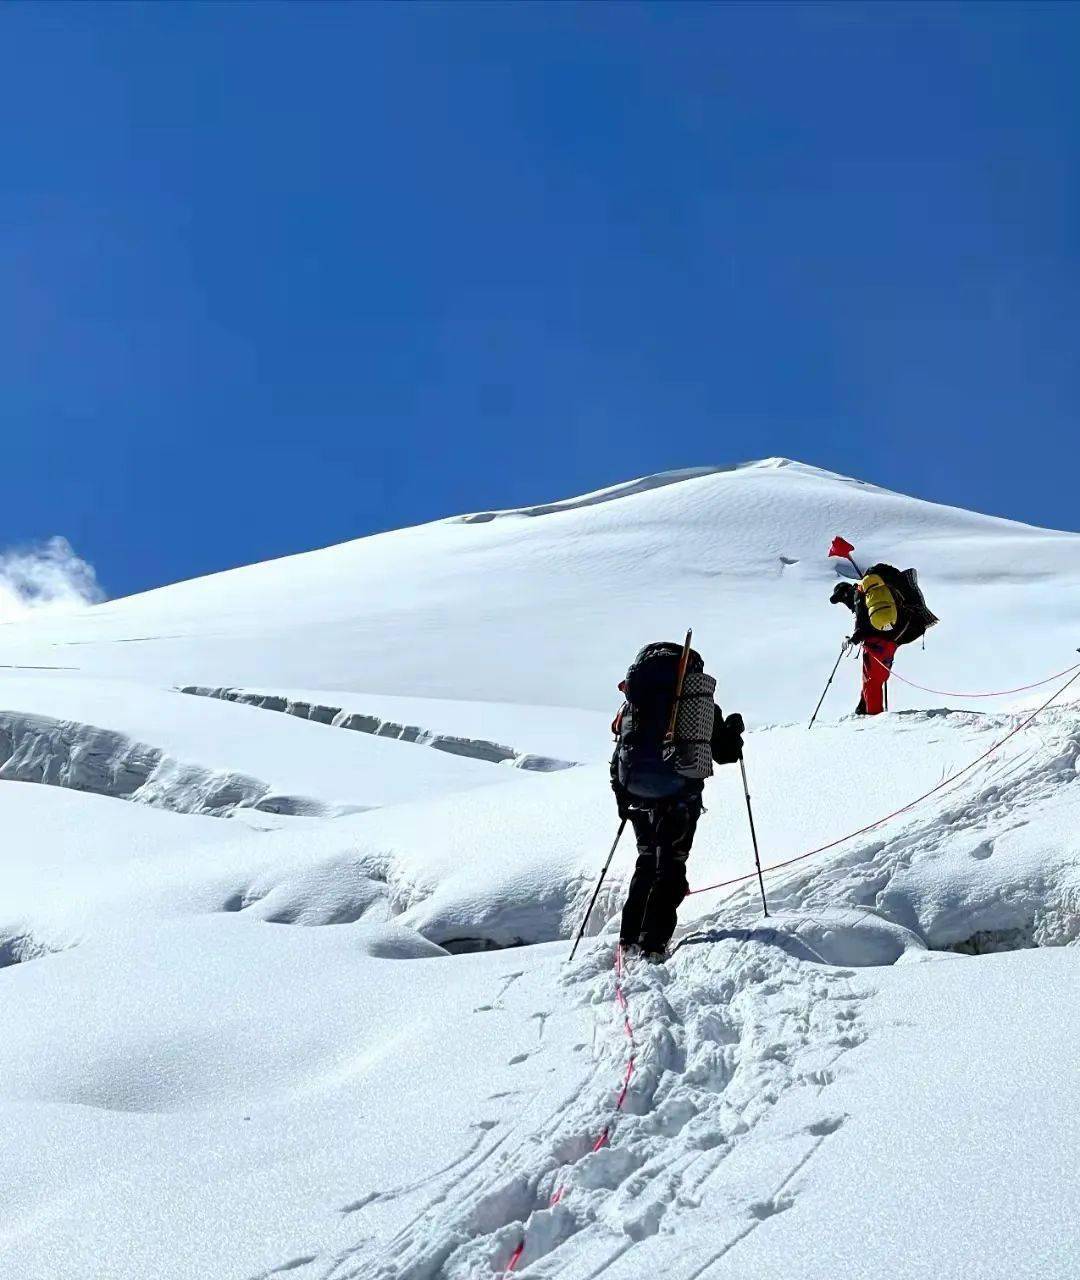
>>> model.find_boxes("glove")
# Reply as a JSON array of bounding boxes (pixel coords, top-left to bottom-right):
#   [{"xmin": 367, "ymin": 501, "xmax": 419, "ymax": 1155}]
[
  {"xmin": 611, "ymin": 779, "xmax": 633, "ymax": 820},
  {"xmin": 712, "ymin": 710, "xmax": 744, "ymax": 765}
]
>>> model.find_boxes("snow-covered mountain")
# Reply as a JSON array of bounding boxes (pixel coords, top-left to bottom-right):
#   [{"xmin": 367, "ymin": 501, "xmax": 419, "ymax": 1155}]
[
  {"xmin": 2, "ymin": 460, "xmax": 1079, "ymax": 1280},
  {"xmin": 4, "ymin": 456, "xmax": 1079, "ymax": 715}
]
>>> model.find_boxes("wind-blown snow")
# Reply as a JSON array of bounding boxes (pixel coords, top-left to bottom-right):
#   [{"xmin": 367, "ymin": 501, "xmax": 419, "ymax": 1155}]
[
  {"xmin": 2, "ymin": 459, "xmax": 1079, "ymax": 1280},
  {"xmin": 0, "ymin": 535, "xmax": 102, "ymax": 622}
]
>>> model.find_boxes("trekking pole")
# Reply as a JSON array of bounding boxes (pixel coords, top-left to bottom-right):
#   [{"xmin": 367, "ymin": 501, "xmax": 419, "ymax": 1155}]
[
  {"xmin": 663, "ymin": 628, "xmax": 694, "ymax": 748},
  {"xmin": 808, "ymin": 640, "xmax": 849, "ymax": 729},
  {"xmin": 568, "ymin": 818, "xmax": 627, "ymax": 963},
  {"xmin": 738, "ymin": 755, "xmax": 769, "ymax": 918}
]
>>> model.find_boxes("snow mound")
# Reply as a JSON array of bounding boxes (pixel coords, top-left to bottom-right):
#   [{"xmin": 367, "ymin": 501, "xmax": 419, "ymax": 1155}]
[{"xmin": 675, "ymin": 907, "xmax": 926, "ymax": 968}]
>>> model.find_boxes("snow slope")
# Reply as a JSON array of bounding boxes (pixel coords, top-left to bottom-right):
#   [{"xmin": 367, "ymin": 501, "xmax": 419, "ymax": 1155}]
[
  {"xmin": 2, "ymin": 457, "xmax": 1078, "ymax": 719},
  {"xmin": 0, "ymin": 922, "xmax": 588, "ymax": 1280},
  {"xmin": 2, "ymin": 459, "xmax": 1080, "ymax": 1280}
]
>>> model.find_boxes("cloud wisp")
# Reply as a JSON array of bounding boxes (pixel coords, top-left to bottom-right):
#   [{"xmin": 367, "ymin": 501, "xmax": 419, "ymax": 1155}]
[{"xmin": 0, "ymin": 537, "xmax": 105, "ymax": 624}]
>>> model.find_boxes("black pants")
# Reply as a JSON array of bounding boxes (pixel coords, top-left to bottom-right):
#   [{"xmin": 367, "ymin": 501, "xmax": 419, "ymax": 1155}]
[{"xmin": 619, "ymin": 796, "xmax": 702, "ymax": 953}]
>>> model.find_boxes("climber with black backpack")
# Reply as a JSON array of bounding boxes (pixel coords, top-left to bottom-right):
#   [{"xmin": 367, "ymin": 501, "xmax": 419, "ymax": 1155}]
[
  {"xmin": 827, "ymin": 542, "xmax": 938, "ymax": 715},
  {"xmin": 610, "ymin": 637, "xmax": 744, "ymax": 960}
]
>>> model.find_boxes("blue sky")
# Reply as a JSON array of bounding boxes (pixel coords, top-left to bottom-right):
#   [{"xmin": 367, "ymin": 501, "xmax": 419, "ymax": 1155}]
[{"xmin": 2, "ymin": 2, "xmax": 1078, "ymax": 599}]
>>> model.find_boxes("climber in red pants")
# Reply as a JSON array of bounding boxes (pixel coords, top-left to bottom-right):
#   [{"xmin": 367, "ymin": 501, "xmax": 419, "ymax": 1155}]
[
  {"xmin": 831, "ymin": 579, "xmax": 903, "ymax": 716},
  {"xmin": 860, "ymin": 636, "xmax": 897, "ymax": 715},
  {"xmin": 829, "ymin": 554, "xmax": 939, "ymax": 717}
]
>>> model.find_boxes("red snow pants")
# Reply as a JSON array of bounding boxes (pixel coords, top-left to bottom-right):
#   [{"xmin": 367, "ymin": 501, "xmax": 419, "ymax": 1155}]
[{"xmin": 861, "ymin": 636, "xmax": 898, "ymax": 715}]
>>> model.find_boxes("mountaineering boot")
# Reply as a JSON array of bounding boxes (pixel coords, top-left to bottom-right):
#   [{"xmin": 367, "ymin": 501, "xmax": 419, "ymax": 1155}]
[{"xmin": 642, "ymin": 949, "xmax": 667, "ymax": 964}]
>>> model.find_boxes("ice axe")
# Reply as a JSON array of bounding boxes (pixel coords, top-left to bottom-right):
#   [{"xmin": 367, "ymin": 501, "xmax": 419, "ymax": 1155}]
[{"xmin": 663, "ymin": 628, "xmax": 694, "ymax": 750}]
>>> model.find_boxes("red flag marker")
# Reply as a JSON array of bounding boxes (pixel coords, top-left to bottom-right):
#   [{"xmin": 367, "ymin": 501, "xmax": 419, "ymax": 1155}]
[{"xmin": 828, "ymin": 536, "xmax": 862, "ymax": 577}]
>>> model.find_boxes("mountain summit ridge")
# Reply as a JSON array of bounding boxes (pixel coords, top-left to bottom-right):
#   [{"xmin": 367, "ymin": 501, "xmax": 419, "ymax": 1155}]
[{"xmin": 1, "ymin": 457, "xmax": 1077, "ymax": 714}]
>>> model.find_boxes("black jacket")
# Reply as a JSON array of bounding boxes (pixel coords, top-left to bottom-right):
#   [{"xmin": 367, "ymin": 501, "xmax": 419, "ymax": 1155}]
[
  {"xmin": 610, "ymin": 704, "xmax": 743, "ymax": 807},
  {"xmin": 830, "ymin": 581, "xmax": 907, "ymax": 646}
]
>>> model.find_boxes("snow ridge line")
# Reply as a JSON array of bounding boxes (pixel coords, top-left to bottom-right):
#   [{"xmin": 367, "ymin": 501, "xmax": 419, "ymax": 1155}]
[
  {"xmin": 863, "ymin": 649, "xmax": 1080, "ymax": 699},
  {"xmin": 178, "ymin": 685, "xmax": 577, "ymax": 773},
  {"xmin": 503, "ymin": 942, "xmax": 638, "ymax": 1275},
  {"xmin": 689, "ymin": 666, "xmax": 1080, "ymax": 900}
]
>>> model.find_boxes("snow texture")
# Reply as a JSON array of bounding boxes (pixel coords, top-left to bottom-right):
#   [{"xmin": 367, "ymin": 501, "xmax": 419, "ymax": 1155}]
[{"xmin": 2, "ymin": 458, "xmax": 1080, "ymax": 1280}]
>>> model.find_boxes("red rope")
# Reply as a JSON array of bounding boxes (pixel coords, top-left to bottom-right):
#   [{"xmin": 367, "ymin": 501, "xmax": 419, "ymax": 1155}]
[
  {"xmin": 504, "ymin": 943, "xmax": 638, "ymax": 1273},
  {"xmin": 506, "ymin": 662, "xmax": 1080, "ymax": 1271},
  {"xmin": 865, "ymin": 649, "xmax": 1080, "ymax": 699},
  {"xmin": 687, "ymin": 665, "xmax": 1080, "ymax": 900}
]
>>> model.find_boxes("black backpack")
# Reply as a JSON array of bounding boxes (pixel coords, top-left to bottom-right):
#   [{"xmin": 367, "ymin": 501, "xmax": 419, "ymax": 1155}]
[
  {"xmin": 613, "ymin": 642, "xmax": 716, "ymax": 800},
  {"xmin": 867, "ymin": 563, "xmax": 939, "ymax": 647}
]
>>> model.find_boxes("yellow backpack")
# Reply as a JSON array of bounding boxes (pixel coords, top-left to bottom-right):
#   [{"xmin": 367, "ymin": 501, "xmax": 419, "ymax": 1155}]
[{"xmin": 859, "ymin": 573, "xmax": 898, "ymax": 631}]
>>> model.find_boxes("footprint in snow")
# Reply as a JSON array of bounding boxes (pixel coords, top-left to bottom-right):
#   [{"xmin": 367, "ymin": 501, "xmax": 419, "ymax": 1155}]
[
  {"xmin": 339, "ymin": 1192, "xmax": 379, "ymax": 1215},
  {"xmin": 249, "ymin": 1257, "xmax": 318, "ymax": 1279},
  {"xmin": 835, "ymin": 1030, "xmax": 868, "ymax": 1050},
  {"xmin": 805, "ymin": 1114, "xmax": 847, "ymax": 1137},
  {"xmin": 749, "ymin": 1193, "xmax": 795, "ymax": 1220}
]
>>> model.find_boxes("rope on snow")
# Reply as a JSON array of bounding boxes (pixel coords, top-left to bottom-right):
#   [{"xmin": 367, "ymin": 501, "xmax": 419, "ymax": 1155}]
[
  {"xmin": 863, "ymin": 649, "xmax": 1080, "ymax": 700},
  {"xmin": 504, "ymin": 942, "xmax": 638, "ymax": 1273},
  {"xmin": 688, "ymin": 664, "xmax": 1080, "ymax": 900}
]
